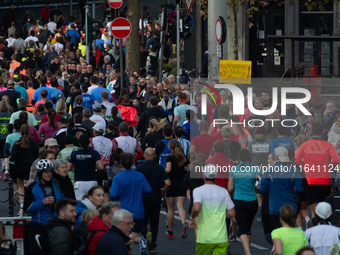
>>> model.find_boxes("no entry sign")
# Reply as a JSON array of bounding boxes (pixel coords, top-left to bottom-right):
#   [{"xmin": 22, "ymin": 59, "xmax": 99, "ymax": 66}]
[
  {"xmin": 215, "ymin": 17, "xmax": 226, "ymax": 44},
  {"xmin": 108, "ymin": 0, "xmax": 123, "ymax": 9},
  {"xmin": 110, "ymin": 18, "xmax": 132, "ymax": 39}
]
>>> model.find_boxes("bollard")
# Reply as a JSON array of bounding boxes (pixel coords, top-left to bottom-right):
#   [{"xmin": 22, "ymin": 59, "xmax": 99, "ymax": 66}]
[{"xmin": 8, "ymin": 178, "xmax": 13, "ymax": 217}]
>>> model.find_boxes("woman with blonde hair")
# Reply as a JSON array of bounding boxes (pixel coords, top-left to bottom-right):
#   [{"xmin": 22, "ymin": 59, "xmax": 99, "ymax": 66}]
[
  {"xmin": 10, "ymin": 124, "xmax": 39, "ymax": 211},
  {"xmin": 162, "ymin": 79, "xmax": 171, "ymax": 90},
  {"xmin": 231, "ymin": 115, "xmax": 252, "ymax": 148},
  {"xmin": 141, "ymin": 118, "xmax": 167, "ymax": 151},
  {"xmin": 165, "ymin": 139, "xmax": 190, "ymax": 239},
  {"xmin": 56, "ymin": 101, "xmax": 71, "ymax": 122},
  {"xmin": 101, "ymin": 28, "xmax": 110, "ymax": 47}
]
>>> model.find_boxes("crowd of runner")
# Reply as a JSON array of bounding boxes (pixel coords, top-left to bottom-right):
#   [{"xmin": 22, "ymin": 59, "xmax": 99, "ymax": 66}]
[{"xmin": 0, "ymin": 4, "xmax": 339, "ymax": 255}]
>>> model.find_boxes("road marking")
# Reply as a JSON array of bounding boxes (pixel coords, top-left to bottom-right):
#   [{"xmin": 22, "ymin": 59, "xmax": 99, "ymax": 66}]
[{"xmin": 160, "ymin": 211, "xmax": 268, "ymax": 251}]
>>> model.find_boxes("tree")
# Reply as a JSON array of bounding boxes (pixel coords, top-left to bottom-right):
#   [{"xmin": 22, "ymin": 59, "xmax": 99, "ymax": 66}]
[{"xmin": 125, "ymin": 0, "xmax": 141, "ymax": 73}]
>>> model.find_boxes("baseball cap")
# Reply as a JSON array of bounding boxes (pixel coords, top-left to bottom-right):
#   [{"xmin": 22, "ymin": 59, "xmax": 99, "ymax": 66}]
[
  {"xmin": 93, "ymin": 122, "xmax": 104, "ymax": 132},
  {"xmin": 93, "ymin": 103, "xmax": 102, "ymax": 111},
  {"xmin": 44, "ymin": 138, "xmax": 59, "ymax": 147},
  {"xmin": 203, "ymin": 164, "xmax": 218, "ymax": 179},
  {"xmin": 274, "ymin": 147, "xmax": 290, "ymax": 163},
  {"xmin": 315, "ymin": 202, "xmax": 332, "ymax": 220}
]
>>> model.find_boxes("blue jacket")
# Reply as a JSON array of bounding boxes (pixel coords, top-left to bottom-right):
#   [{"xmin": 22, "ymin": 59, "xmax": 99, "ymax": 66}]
[
  {"xmin": 259, "ymin": 162, "xmax": 303, "ymax": 215},
  {"xmin": 32, "ymin": 85, "xmax": 57, "ymax": 104},
  {"xmin": 24, "ymin": 177, "xmax": 65, "ymax": 225},
  {"xmin": 66, "ymin": 29, "xmax": 80, "ymax": 43}
]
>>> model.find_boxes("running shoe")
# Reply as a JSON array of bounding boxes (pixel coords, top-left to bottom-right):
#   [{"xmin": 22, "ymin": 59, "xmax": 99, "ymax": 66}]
[
  {"xmin": 149, "ymin": 248, "xmax": 157, "ymax": 254},
  {"xmin": 229, "ymin": 235, "xmax": 236, "ymax": 242},
  {"xmin": 181, "ymin": 223, "xmax": 188, "ymax": 239},
  {"xmin": 146, "ymin": 232, "xmax": 152, "ymax": 250},
  {"xmin": 174, "ymin": 210, "xmax": 179, "ymax": 214},
  {"xmin": 4, "ymin": 170, "xmax": 9, "ymax": 182},
  {"xmin": 165, "ymin": 230, "xmax": 174, "ymax": 239},
  {"xmin": 306, "ymin": 219, "xmax": 313, "ymax": 229},
  {"xmin": 138, "ymin": 237, "xmax": 148, "ymax": 255},
  {"xmin": 257, "ymin": 213, "xmax": 262, "ymax": 223}
]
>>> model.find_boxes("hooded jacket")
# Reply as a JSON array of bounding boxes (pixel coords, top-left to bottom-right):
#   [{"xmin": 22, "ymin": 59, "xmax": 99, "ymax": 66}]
[
  {"xmin": 87, "ymin": 215, "xmax": 110, "ymax": 255},
  {"xmin": 259, "ymin": 161, "xmax": 303, "ymax": 215},
  {"xmin": 24, "ymin": 177, "xmax": 65, "ymax": 225},
  {"xmin": 47, "ymin": 216, "xmax": 76, "ymax": 255},
  {"xmin": 75, "ymin": 198, "xmax": 96, "ymax": 225}
]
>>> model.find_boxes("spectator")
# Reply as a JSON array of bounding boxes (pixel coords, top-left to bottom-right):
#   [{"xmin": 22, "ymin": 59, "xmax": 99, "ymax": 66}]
[{"xmin": 53, "ymin": 159, "xmax": 75, "ymax": 199}]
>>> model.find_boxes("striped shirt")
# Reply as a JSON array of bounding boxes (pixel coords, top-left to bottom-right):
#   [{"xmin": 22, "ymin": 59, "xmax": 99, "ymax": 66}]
[{"xmin": 178, "ymin": 137, "xmax": 190, "ymax": 157}]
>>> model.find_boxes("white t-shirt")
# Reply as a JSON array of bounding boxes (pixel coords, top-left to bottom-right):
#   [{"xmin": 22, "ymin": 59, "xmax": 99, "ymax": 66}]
[
  {"xmin": 25, "ymin": 36, "xmax": 39, "ymax": 44},
  {"xmin": 90, "ymin": 114, "xmax": 107, "ymax": 134},
  {"xmin": 193, "ymin": 184, "xmax": 235, "ymax": 244},
  {"xmin": 6, "ymin": 38, "xmax": 16, "ymax": 47},
  {"xmin": 90, "ymin": 136, "xmax": 113, "ymax": 166},
  {"xmin": 305, "ymin": 223, "xmax": 340, "ymax": 255},
  {"xmin": 47, "ymin": 22, "xmax": 57, "ymax": 33},
  {"xmin": 87, "ymin": 85, "xmax": 98, "ymax": 95},
  {"xmin": 54, "ymin": 42, "xmax": 64, "ymax": 54}
]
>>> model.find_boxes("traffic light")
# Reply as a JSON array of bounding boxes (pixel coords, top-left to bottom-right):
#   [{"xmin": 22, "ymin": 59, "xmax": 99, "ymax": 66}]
[
  {"xmin": 183, "ymin": 15, "xmax": 192, "ymax": 40},
  {"xmin": 86, "ymin": 14, "xmax": 97, "ymax": 43}
]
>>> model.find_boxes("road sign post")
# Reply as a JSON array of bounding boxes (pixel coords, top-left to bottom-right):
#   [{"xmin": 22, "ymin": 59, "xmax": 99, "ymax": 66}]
[{"xmin": 215, "ymin": 16, "xmax": 226, "ymax": 59}]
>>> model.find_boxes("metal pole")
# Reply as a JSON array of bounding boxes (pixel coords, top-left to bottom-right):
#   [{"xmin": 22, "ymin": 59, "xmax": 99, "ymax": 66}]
[
  {"xmin": 85, "ymin": 5, "xmax": 90, "ymax": 64},
  {"xmin": 120, "ymin": 39, "xmax": 124, "ymax": 90},
  {"xmin": 141, "ymin": 0, "xmax": 144, "ymax": 46},
  {"xmin": 176, "ymin": 3, "xmax": 180, "ymax": 85},
  {"xmin": 92, "ymin": 2, "xmax": 96, "ymax": 62},
  {"xmin": 69, "ymin": 0, "xmax": 73, "ymax": 21},
  {"xmin": 8, "ymin": 178, "xmax": 13, "ymax": 217},
  {"xmin": 113, "ymin": 9, "xmax": 117, "ymax": 54},
  {"xmin": 159, "ymin": 31, "xmax": 165, "ymax": 82},
  {"xmin": 291, "ymin": 39, "xmax": 294, "ymax": 84}
]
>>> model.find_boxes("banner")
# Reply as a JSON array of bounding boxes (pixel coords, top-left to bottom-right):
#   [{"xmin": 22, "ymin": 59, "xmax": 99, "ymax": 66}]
[{"xmin": 219, "ymin": 60, "xmax": 252, "ymax": 84}]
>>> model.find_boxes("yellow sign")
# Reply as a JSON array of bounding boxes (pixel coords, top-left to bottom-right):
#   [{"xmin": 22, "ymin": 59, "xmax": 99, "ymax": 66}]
[{"xmin": 219, "ymin": 60, "xmax": 252, "ymax": 84}]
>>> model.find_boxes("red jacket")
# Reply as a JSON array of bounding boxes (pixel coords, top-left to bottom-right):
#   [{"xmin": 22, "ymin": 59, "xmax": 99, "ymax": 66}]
[
  {"xmin": 295, "ymin": 138, "xmax": 339, "ymax": 185},
  {"xmin": 117, "ymin": 105, "xmax": 138, "ymax": 127},
  {"xmin": 41, "ymin": 6, "xmax": 49, "ymax": 21},
  {"xmin": 87, "ymin": 215, "xmax": 110, "ymax": 255}
]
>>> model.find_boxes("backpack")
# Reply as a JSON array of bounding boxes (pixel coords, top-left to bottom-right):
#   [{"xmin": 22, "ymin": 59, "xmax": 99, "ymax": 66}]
[
  {"xmin": 74, "ymin": 230, "xmax": 106, "ymax": 255},
  {"xmin": 24, "ymin": 222, "xmax": 50, "ymax": 255},
  {"xmin": 0, "ymin": 240, "xmax": 17, "ymax": 255}
]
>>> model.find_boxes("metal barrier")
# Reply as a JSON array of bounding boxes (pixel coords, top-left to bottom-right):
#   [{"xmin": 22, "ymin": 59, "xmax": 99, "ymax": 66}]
[{"xmin": 0, "ymin": 178, "xmax": 25, "ymax": 217}]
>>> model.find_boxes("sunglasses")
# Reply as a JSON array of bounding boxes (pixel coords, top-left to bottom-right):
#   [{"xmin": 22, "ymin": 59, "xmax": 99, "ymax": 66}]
[
  {"xmin": 146, "ymin": 78, "xmax": 150, "ymax": 80},
  {"xmin": 153, "ymin": 88, "xmax": 157, "ymax": 90}
]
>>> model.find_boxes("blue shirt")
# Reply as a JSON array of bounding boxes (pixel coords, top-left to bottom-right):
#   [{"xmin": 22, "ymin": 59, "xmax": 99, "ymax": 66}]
[
  {"xmin": 158, "ymin": 138, "xmax": 172, "ymax": 169},
  {"xmin": 90, "ymin": 87, "xmax": 113, "ymax": 103},
  {"xmin": 51, "ymin": 87, "xmax": 62, "ymax": 109},
  {"xmin": 14, "ymin": 86, "xmax": 28, "ymax": 99},
  {"xmin": 69, "ymin": 148, "xmax": 101, "ymax": 182},
  {"xmin": 182, "ymin": 121, "xmax": 199, "ymax": 140},
  {"xmin": 110, "ymin": 170, "xmax": 151, "ymax": 219},
  {"xmin": 96, "ymin": 39, "xmax": 104, "ymax": 50},
  {"xmin": 174, "ymin": 104, "xmax": 190, "ymax": 126},
  {"xmin": 73, "ymin": 94, "xmax": 96, "ymax": 114},
  {"xmin": 66, "ymin": 29, "xmax": 80, "ymax": 43},
  {"xmin": 270, "ymin": 137, "xmax": 295, "ymax": 153},
  {"xmin": 229, "ymin": 161, "xmax": 260, "ymax": 201},
  {"xmin": 32, "ymin": 85, "xmax": 56, "ymax": 102}
]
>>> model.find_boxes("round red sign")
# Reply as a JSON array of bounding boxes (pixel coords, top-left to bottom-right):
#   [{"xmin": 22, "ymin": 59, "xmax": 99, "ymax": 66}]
[
  {"xmin": 108, "ymin": 0, "xmax": 123, "ymax": 9},
  {"xmin": 110, "ymin": 18, "xmax": 132, "ymax": 39}
]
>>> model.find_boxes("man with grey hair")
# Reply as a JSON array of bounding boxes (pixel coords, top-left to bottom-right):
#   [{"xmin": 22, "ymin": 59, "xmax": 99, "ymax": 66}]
[
  {"xmin": 53, "ymin": 158, "xmax": 75, "ymax": 199},
  {"xmin": 87, "ymin": 201, "xmax": 121, "ymax": 254},
  {"xmin": 95, "ymin": 209, "xmax": 134, "ymax": 255},
  {"xmin": 168, "ymin": 74, "xmax": 176, "ymax": 85}
]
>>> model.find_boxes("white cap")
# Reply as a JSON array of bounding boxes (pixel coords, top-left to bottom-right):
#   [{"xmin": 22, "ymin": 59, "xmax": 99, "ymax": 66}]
[
  {"xmin": 93, "ymin": 122, "xmax": 104, "ymax": 132},
  {"xmin": 203, "ymin": 164, "xmax": 218, "ymax": 179},
  {"xmin": 274, "ymin": 147, "xmax": 290, "ymax": 163},
  {"xmin": 315, "ymin": 202, "xmax": 332, "ymax": 220}
]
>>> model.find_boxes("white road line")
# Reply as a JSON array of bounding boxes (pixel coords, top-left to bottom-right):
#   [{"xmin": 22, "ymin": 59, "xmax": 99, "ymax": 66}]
[{"xmin": 160, "ymin": 211, "xmax": 268, "ymax": 251}]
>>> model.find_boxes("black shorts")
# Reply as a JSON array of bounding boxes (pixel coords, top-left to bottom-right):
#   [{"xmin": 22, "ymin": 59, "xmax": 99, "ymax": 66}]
[
  {"xmin": 233, "ymin": 199, "xmax": 258, "ymax": 236},
  {"xmin": 0, "ymin": 138, "xmax": 5, "ymax": 158},
  {"xmin": 299, "ymin": 179, "xmax": 308, "ymax": 203},
  {"xmin": 165, "ymin": 180, "xmax": 186, "ymax": 197},
  {"xmin": 132, "ymin": 218, "xmax": 144, "ymax": 233},
  {"xmin": 9, "ymin": 164, "xmax": 16, "ymax": 183},
  {"xmin": 16, "ymin": 170, "xmax": 29, "ymax": 181},
  {"xmin": 305, "ymin": 184, "xmax": 331, "ymax": 206}
]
